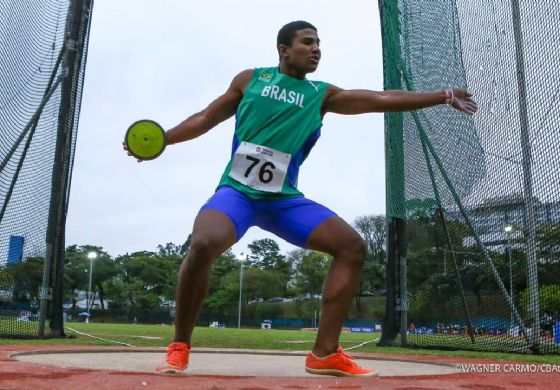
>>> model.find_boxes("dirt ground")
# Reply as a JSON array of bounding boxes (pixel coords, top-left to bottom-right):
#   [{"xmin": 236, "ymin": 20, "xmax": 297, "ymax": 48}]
[{"xmin": 1, "ymin": 345, "xmax": 559, "ymax": 389}]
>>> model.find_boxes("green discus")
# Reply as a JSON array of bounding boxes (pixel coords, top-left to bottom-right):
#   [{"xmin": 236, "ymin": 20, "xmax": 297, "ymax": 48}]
[{"xmin": 125, "ymin": 119, "xmax": 166, "ymax": 160}]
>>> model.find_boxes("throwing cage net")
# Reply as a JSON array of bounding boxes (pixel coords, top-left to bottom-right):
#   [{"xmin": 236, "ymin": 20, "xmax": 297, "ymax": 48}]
[
  {"xmin": 379, "ymin": 0, "xmax": 560, "ymax": 353},
  {"xmin": 0, "ymin": 0, "xmax": 93, "ymax": 337}
]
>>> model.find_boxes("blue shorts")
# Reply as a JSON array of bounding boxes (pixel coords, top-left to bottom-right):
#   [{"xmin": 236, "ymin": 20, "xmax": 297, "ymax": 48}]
[{"xmin": 200, "ymin": 186, "xmax": 337, "ymax": 248}]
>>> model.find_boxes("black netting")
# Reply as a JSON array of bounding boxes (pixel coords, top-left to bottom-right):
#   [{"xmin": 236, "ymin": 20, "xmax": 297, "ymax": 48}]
[
  {"xmin": 380, "ymin": 0, "xmax": 559, "ymax": 354},
  {"xmin": 0, "ymin": 0, "xmax": 93, "ymax": 337}
]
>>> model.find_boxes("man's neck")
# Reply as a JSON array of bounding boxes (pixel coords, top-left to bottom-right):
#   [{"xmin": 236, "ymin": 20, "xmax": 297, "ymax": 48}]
[{"xmin": 278, "ymin": 63, "xmax": 306, "ymax": 80}]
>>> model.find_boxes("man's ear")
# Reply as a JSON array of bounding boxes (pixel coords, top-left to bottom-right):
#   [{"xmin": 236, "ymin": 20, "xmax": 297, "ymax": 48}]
[{"xmin": 278, "ymin": 44, "xmax": 289, "ymax": 59}]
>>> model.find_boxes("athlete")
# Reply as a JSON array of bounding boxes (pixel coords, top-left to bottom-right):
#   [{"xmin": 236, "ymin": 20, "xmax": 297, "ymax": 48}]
[{"xmin": 125, "ymin": 21, "xmax": 478, "ymax": 377}]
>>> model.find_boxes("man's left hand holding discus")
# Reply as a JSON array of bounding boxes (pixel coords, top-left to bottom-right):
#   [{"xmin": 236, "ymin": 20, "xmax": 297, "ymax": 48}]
[{"xmin": 123, "ymin": 119, "xmax": 166, "ymax": 162}]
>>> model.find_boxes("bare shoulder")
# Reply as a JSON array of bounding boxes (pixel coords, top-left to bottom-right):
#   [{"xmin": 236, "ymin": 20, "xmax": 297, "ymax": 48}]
[
  {"xmin": 230, "ymin": 69, "xmax": 255, "ymax": 92},
  {"xmin": 321, "ymin": 84, "xmax": 344, "ymax": 114},
  {"xmin": 325, "ymin": 84, "xmax": 343, "ymax": 97}
]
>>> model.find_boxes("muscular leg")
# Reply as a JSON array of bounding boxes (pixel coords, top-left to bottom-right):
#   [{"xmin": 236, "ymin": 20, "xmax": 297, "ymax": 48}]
[
  {"xmin": 306, "ymin": 216, "xmax": 367, "ymax": 357},
  {"xmin": 173, "ymin": 210, "xmax": 237, "ymax": 344}
]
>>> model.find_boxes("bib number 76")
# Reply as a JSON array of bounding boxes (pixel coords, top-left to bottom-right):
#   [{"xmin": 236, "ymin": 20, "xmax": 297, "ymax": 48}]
[
  {"xmin": 228, "ymin": 142, "xmax": 291, "ymax": 193},
  {"xmin": 244, "ymin": 156, "xmax": 275, "ymax": 184}
]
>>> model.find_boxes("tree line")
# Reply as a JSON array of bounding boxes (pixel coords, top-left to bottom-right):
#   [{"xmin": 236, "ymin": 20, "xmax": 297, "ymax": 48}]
[
  {"xmin": 3, "ymin": 212, "xmax": 558, "ymax": 323},
  {"xmin": 0, "ymin": 215, "xmax": 387, "ymax": 318}
]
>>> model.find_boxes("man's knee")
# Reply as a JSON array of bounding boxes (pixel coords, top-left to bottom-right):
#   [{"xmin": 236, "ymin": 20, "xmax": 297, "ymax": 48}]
[
  {"xmin": 185, "ymin": 235, "xmax": 220, "ymax": 269},
  {"xmin": 336, "ymin": 234, "xmax": 367, "ymax": 266},
  {"xmin": 349, "ymin": 236, "xmax": 368, "ymax": 262}
]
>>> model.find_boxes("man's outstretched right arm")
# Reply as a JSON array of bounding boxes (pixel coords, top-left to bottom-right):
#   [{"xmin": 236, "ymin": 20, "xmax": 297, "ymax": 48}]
[{"xmin": 165, "ymin": 69, "xmax": 253, "ymax": 145}]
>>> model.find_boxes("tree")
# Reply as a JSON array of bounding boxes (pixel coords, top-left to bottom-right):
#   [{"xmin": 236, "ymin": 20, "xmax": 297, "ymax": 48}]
[
  {"xmin": 180, "ymin": 234, "xmax": 192, "ymax": 256},
  {"xmin": 6, "ymin": 257, "xmax": 44, "ymax": 302},
  {"xmin": 255, "ymin": 303, "xmax": 284, "ymax": 319},
  {"xmin": 247, "ymin": 239, "xmax": 285, "ymax": 269},
  {"xmin": 103, "ymin": 275, "xmax": 134, "ymax": 312},
  {"xmin": 122, "ymin": 252, "xmax": 177, "ymax": 297},
  {"xmin": 65, "ymin": 246, "xmax": 92, "ymax": 308},
  {"xmin": 242, "ymin": 268, "xmax": 283, "ymax": 301},
  {"xmin": 204, "ymin": 285, "xmax": 238, "ymax": 314},
  {"xmin": 294, "ymin": 251, "xmax": 330, "ymax": 294},
  {"xmin": 64, "ymin": 245, "xmax": 118, "ymax": 310},
  {"xmin": 91, "ymin": 255, "xmax": 120, "ymax": 310},
  {"xmin": 353, "ymin": 215, "xmax": 386, "ymax": 263},
  {"xmin": 537, "ymin": 223, "xmax": 560, "ymax": 286},
  {"xmin": 248, "ymin": 238, "xmax": 292, "ymax": 294},
  {"xmin": 353, "ymin": 215, "xmax": 387, "ymax": 309},
  {"xmin": 0, "ymin": 269, "xmax": 15, "ymax": 300},
  {"xmin": 285, "ymin": 249, "xmax": 308, "ymax": 292},
  {"xmin": 286, "ymin": 248, "xmax": 308, "ymax": 268},
  {"xmin": 157, "ymin": 242, "xmax": 183, "ymax": 258},
  {"xmin": 208, "ymin": 250, "xmax": 239, "ymax": 297},
  {"xmin": 208, "ymin": 250, "xmax": 238, "ymax": 286},
  {"xmin": 108, "ymin": 250, "xmax": 179, "ymax": 315},
  {"xmin": 520, "ymin": 285, "xmax": 560, "ymax": 318},
  {"xmin": 204, "ymin": 250, "xmax": 249, "ymax": 314}
]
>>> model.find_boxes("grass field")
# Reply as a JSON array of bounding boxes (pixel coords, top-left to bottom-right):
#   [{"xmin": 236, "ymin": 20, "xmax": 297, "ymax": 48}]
[
  {"xmin": 407, "ymin": 333, "xmax": 560, "ymax": 354},
  {"xmin": 0, "ymin": 321, "xmax": 558, "ymax": 364}
]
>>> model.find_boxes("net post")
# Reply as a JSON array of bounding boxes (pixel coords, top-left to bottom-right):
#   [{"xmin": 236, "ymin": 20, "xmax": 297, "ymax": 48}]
[
  {"xmin": 377, "ymin": 0, "xmax": 408, "ymax": 347},
  {"xmin": 379, "ymin": 219, "xmax": 406, "ymax": 346},
  {"xmin": 398, "ymin": 254, "xmax": 408, "ymax": 345},
  {"xmin": 510, "ymin": 0, "xmax": 540, "ymax": 353},
  {"xmin": 42, "ymin": 0, "xmax": 94, "ymax": 337}
]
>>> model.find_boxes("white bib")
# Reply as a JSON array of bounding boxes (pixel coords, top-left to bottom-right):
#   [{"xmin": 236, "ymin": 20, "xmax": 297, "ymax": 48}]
[{"xmin": 229, "ymin": 142, "xmax": 291, "ymax": 193}]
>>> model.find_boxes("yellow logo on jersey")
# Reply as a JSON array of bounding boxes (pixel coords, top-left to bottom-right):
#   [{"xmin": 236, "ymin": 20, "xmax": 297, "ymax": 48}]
[{"xmin": 258, "ymin": 71, "xmax": 273, "ymax": 82}]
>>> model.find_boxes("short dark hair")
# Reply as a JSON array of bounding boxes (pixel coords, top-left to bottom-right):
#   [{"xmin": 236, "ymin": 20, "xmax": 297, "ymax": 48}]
[{"xmin": 277, "ymin": 21, "xmax": 317, "ymax": 47}]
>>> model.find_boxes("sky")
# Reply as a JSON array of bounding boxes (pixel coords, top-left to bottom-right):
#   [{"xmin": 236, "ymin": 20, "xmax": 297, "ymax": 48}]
[{"xmin": 65, "ymin": 0, "xmax": 387, "ymax": 258}]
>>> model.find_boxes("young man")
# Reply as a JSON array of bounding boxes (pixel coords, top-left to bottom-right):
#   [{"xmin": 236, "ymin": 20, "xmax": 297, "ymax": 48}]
[{"xmin": 126, "ymin": 21, "xmax": 477, "ymax": 377}]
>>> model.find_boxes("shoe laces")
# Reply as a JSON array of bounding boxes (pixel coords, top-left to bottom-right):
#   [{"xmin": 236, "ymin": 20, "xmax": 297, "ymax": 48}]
[
  {"xmin": 336, "ymin": 347, "xmax": 358, "ymax": 368},
  {"xmin": 167, "ymin": 343, "xmax": 189, "ymax": 367}
]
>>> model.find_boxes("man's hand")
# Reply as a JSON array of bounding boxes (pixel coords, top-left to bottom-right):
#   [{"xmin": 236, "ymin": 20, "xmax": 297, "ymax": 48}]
[
  {"xmin": 122, "ymin": 141, "xmax": 144, "ymax": 163},
  {"xmin": 451, "ymin": 88, "xmax": 478, "ymax": 115}
]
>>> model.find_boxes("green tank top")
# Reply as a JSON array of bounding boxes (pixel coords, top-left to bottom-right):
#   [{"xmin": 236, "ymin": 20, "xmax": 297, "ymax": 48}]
[{"xmin": 217, "ymin": 67, "xmax": 329, "ymax": 199}]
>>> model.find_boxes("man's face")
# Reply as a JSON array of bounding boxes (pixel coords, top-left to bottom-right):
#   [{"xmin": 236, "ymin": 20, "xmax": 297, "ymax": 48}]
[{"xmin": 279, "ymin": 28, "xmax": 321, "ymax": 73}]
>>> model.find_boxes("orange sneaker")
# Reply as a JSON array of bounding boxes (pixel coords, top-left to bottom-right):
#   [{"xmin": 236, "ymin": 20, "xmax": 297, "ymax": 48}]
[
  {"xmin": 305, "ymin": 347, "xmax": 378, "ymax": 377},
  {"xmin": 156, "ymin": 342, "xmax": 191, "ymax": 374}
]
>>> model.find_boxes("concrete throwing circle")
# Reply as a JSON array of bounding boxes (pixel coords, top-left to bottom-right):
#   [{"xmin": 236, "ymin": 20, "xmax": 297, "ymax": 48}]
[{"xmin": 13, "ymin": 349, "xmax": 457, "ymax": 377}]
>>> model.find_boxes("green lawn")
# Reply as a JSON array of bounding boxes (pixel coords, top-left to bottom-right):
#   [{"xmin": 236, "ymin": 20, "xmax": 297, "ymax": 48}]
[
  {"xmin": 406, "ymin": 333, "xmax": 560, "ymax": 354},
  {"xmin": 0, "ymin": 321, "xmax": 558, "ymax": 364}
]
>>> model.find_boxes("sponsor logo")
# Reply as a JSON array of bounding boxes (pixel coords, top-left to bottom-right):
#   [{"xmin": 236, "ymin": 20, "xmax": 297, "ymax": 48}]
[
  {"xmin": 254, "ymin": 146, "xmax": 273, "ymax": 156},
  {"xmin": 258, "ymin": 71, "xmax": 273, "ymax": 82},
  {"xmin": 260, "ymin": 147, "xmax": 273, "ymax": 157}
]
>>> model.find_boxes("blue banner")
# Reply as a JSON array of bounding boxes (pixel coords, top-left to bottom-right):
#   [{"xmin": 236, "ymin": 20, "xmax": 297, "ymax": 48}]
[{"xmin": 7, "ymin": 235, "xmax": 24, "ymax": 264}]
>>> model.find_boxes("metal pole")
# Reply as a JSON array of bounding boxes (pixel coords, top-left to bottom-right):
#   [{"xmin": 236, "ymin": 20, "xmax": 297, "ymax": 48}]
[
  {"xmin": 444, "ymin": 250, "xmax": 447, "ymax": 276},
  {"xmin": 507, "ymin": 234, "xmax": 514, "ymax": 328},
  {"xmin": 86, "ymin": 257, "xmax": 93, "ymax": 323},
  {"xmin": 237, "ymin": 258, "xmax": 244, "ymax": 329},
  {"xmin": 399, "ymin": 255, "xmax": 408, "ymax": 346},
  {"xmin": 510, "ymin": 0, "xmax": 540, "ymax": 351},
  {"xmin": 42, "ymin": 0, "xmax": 94, "ymax": 337},
  {"xmin": 38, "ymin": 243, "xmax": 53, "ymax": 337},
  {"xmin": 377, "ymin": 0, "xmax": 407, "ymax": 347},
  {"xmin": 85, "ymin": 251, "xmax": 97, "ymax": 323}
]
